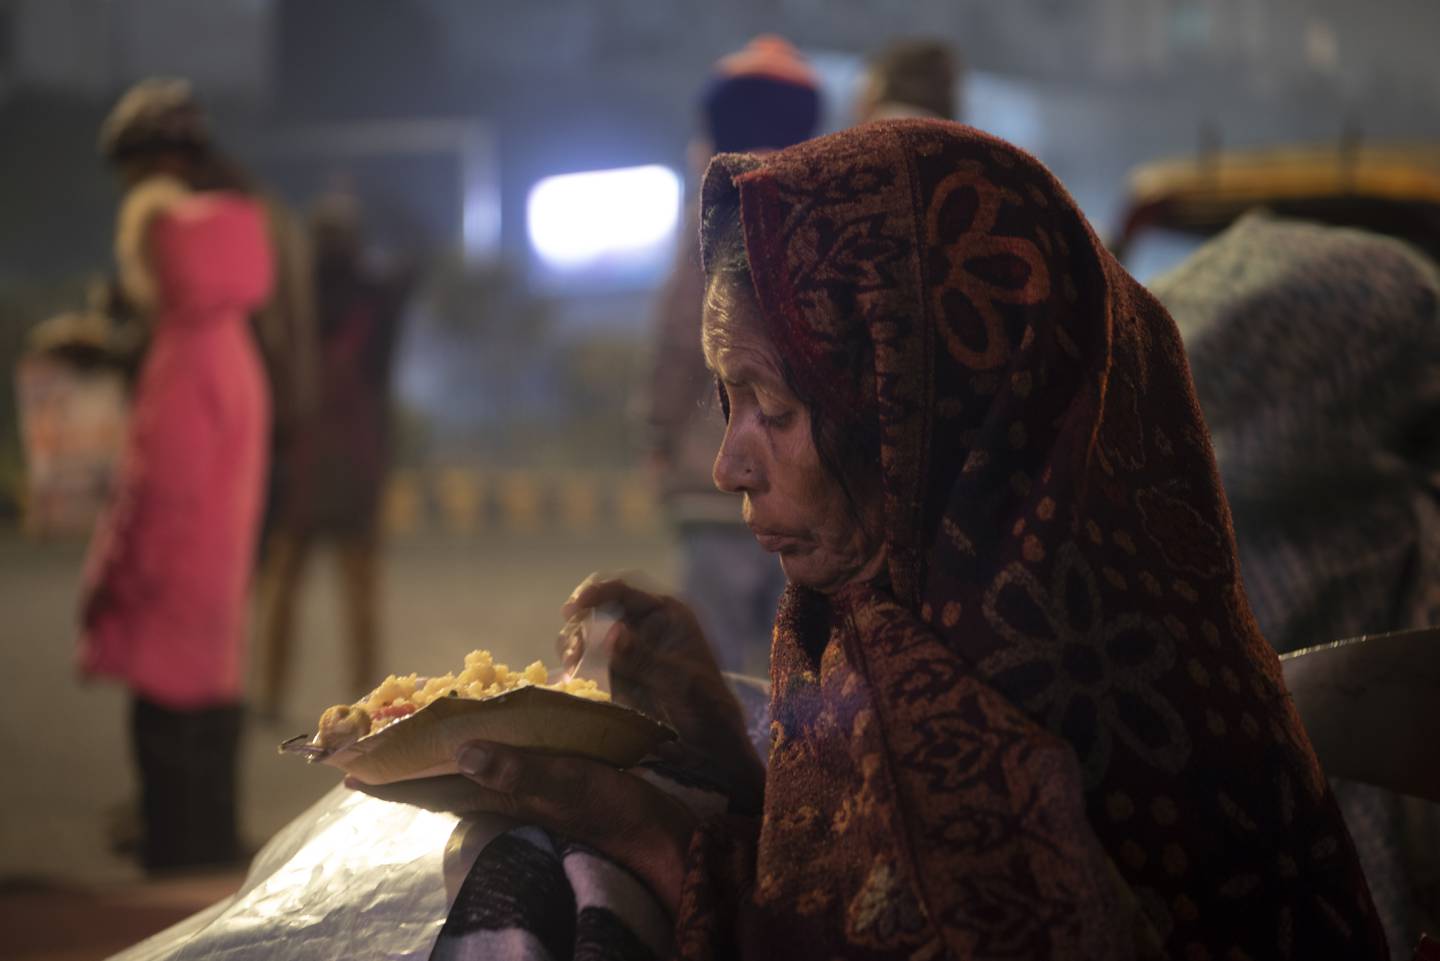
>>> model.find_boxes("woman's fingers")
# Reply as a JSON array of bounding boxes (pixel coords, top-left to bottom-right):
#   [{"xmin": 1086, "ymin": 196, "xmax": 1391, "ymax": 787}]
[
  {"xmin": 562, "ymin": 576, "xmax": 710, "ymax": 666},
  {"xmin": 342, "ymin": 754, "xmax": 586, "ymax": 822},
  {"xmin": 451, "ymin": 740, "xmax": 696, "ymax": 912},
  {"xmin": 452, "ymin": 741, "xmax": 684, "ymax": 836},
  {"xmin": 455, "ymin": 741, "xmax": 623, "ymax": 831},
  {"xmin": 345, "ymin": 741, "xmax": 716, "ymax": 914},
  {"xmin": 561, "ymin": 574, "xmax": 663, "ymax": 621},
  {"xmin": 561, "ymin": 571, "xmax": 604, "ymax": 616},
  {"xmin": 346, "ymin": 744, "xmax": 684, "ymax": 843},
  {"xmin": 608, "ymin": 619, "xmax": 651, "ymax": 673},
  {"xmin": 456, "ymin": 741, "xmax": 554, "ymax": 802}
]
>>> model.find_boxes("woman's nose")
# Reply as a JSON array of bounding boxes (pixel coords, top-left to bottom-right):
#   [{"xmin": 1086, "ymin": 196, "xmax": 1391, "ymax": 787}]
[{"xmin": 713, "ymin": 425, "xmax": 759, "ymax": 494}]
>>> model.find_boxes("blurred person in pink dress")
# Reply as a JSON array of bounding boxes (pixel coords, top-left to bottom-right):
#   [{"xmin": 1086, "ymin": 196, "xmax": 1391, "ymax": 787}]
[{"xmin": 79, "ymin": 78, "xmax": 274, "ymax": 873}]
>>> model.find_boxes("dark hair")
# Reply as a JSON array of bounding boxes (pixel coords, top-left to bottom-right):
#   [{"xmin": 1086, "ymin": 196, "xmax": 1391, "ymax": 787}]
[
  {"xmin": 866, "ymin": 40, "xmax": 960, "ymax": 120},
  {"xmin": 702, "ymin": 194, "xmax": 881, "ymax": 522},
  {"xmin": 117, "ymin": 142, "xmax": 256, "ymax": 194}
]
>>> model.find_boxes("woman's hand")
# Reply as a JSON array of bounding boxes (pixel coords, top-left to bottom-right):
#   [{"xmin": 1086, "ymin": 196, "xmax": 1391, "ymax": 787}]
[
  {"xmin": 347, "ymin": 740, "xmax": 696, "ymax": 914},
  {"xmin": 563, "ymin": 575, "xmax": 765, "ymax": 811}
]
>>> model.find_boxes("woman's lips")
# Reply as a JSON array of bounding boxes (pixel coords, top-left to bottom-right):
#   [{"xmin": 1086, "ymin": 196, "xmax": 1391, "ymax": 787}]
[{"xmin": 749, "ymin": 528, "xmax": 804, "ymax": 553}]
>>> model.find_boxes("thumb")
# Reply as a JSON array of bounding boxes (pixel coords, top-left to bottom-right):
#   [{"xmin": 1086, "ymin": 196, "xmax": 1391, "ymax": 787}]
[
  {"xmin": 606, "ymin": 619, "xmax": 634, "ymax": 661},
  {"xmin": 609, "ymin": 622, "xmax": 660, "ymax": 689}
]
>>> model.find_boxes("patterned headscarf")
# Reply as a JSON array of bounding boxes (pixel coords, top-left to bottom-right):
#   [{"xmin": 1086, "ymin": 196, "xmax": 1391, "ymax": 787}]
[{"xmin": 677, "ymin": 121, "xmax": 1385, "ymax": 959}]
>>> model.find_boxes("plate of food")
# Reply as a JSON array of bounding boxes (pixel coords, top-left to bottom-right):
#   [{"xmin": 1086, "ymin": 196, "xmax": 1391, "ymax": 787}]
[{"xmin": 280, "ymin": 649, "xmax": 676, "ymax": 785}]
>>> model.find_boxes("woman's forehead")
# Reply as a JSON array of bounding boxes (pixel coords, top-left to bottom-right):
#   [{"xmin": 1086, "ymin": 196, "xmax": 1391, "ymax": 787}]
[
  {"xmin": 704, "ymin": 323, "xmax": 782, "ymax": 382},
  {"xmin": 702, "ymin": 283, "xmax": 777, "ymax": 371},
  {"xmin": 713, "ymin": 349, "xmax": 784, "ymax": 391}
]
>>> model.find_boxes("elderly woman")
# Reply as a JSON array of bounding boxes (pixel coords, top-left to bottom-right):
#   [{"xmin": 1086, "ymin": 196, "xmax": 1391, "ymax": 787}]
[{"xmin": 407, "ymin": 122, "xmax": 1387, "ymax": 959}]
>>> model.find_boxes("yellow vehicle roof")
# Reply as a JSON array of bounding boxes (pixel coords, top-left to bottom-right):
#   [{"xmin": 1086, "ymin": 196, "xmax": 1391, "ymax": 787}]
[{"xmin": 1127, "ymin": 144, "xmax": 1440, "ymax": 212}]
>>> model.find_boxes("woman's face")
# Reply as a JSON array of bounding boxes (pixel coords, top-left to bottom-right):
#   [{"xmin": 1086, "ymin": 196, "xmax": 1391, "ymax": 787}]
[{"xmin": 702, "ymin": 278, "xmax": 886, "ymax": 594}]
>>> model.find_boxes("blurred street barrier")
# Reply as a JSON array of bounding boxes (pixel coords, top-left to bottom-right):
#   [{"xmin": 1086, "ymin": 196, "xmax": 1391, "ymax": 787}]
[{"xmin": 382, "ymin": 468, "xmax": 661, "ymax": 536}]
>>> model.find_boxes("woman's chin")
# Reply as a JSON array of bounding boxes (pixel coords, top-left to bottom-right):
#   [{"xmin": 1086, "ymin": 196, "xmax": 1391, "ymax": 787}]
[
  {"xmin": 776, "ymin": 554, "xmax": 813, "ymax": 588},
  {"xmin": 777, "ymin": 554, "xmax": 843, "ymax": 594},
  {"xmin": 779, "ymin": 546, "xmax": 888, "ymax": 595}
]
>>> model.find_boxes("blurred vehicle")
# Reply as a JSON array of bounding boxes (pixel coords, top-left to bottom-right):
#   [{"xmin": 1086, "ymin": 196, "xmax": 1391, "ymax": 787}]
[{"xmin": 1114, "ymin": 141, "xmax": 1440, "ymax": 272}]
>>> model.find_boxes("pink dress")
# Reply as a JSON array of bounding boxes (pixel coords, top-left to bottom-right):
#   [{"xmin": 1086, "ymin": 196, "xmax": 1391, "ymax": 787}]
[{"xmin": 79, "ymin": 192, "xmax": 273, "ymax": 709}]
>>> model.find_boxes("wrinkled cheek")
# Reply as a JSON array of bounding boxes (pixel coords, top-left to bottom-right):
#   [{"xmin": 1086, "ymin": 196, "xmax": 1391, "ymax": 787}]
[{"xmin": 776, "ymin": 548, "xmax": 821, "ymax": 589}]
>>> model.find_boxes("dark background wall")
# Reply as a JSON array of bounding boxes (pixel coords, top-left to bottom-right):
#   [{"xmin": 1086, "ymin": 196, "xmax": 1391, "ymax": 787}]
[
  {"xmin": 1, "ymin": 0, "xmax": 1436, "ymax": 474},
  {"xmin": 3, "ymin": 0, "xmax": 1438, "ymax": 283}
]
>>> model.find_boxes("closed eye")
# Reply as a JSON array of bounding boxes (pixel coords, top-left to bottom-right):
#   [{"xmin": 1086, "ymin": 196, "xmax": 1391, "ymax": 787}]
[
  {"xmin": 714, "ymin": 376, "xmax": 731, "ymax": 422},
  {"xmin": 757, "ymin": 408, "xmax": 794, "ymax": 429}
]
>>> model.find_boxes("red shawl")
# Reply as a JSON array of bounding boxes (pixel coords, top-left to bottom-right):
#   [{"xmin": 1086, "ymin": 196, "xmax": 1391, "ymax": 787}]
[{"xmin": 674, "ymin": 121, "xmax": 1386, "ymax": 960}]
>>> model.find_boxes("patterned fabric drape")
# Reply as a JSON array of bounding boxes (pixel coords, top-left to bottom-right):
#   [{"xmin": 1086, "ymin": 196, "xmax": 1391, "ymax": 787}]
[{"xmin": 674, "ymin": 120, "xmax": 1387, "ymax": 960}]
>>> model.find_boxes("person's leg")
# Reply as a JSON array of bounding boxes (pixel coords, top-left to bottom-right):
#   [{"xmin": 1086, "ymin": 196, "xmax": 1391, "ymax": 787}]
[
  {"xmin": 130, "ymin": 696, "xmax": 190, "ymax": 872},
  {"xmin": 336, "ymin": 530, "xmax": 380, "ymax": 699},
  {"xmin": 255, "ymin": 528, "xmax": 312, "ymax": 718},
  {"xmin": 177, "ymin": 702, "xmax": 243, "ymax": 868}
]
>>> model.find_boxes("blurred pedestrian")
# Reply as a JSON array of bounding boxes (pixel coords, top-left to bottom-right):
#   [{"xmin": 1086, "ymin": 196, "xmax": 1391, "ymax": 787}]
[
  {"xmin": 648, "ymin": 36, "xmax": 820, "ymax": 675},
  {"xmin": 854, "ymin": 38, "xmax": 961, "ymax": 123},
  {"xmin": 98, "ymin": 78, "xmax": 318, "ymax": 472},
  {"xmin": 257, "ymin": 189, "xmax": 416, "ymax": 718},
  {"xmin": 80, "ymin": 77, "xmax": 276, "ymax": 873},
  {"xmin": 1154, "ymin": 213, "xmax": 1440, "ymax": 957}
]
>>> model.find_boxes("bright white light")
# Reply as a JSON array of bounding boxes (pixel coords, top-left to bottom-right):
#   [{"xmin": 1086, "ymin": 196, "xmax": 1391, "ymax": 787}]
[{"xmin": 527, "ymin": 165, "xmax": 682, "ymax": 270}]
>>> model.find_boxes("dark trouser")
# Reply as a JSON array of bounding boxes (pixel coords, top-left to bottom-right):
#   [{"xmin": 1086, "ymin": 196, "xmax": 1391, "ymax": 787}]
[{"xmin": 130, "ymin": 695, "xmax": 243, "ymax": 873}]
